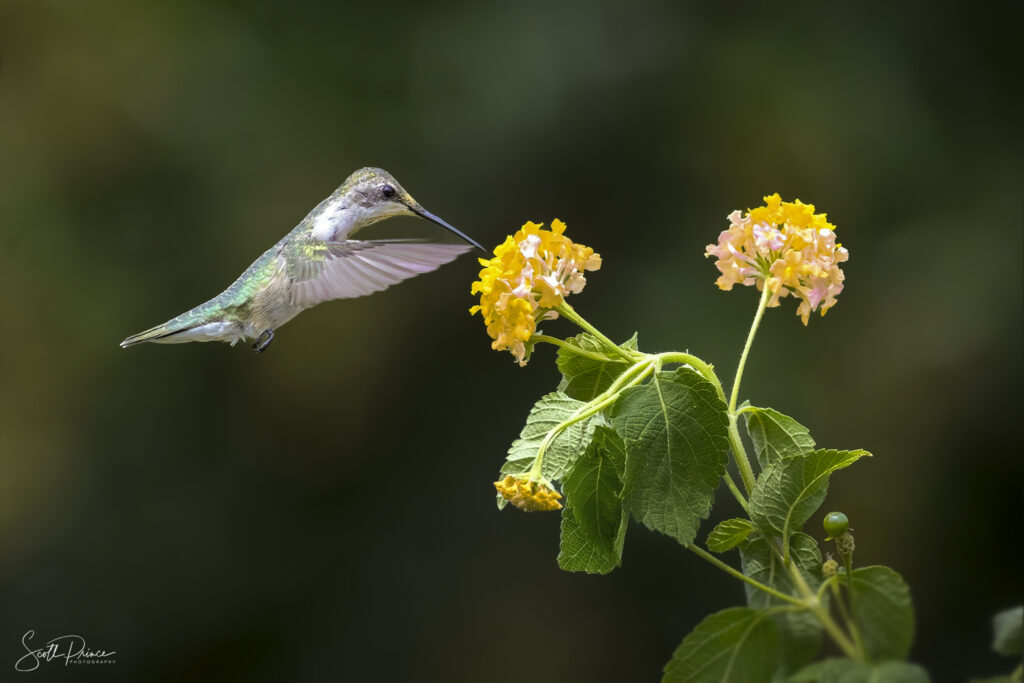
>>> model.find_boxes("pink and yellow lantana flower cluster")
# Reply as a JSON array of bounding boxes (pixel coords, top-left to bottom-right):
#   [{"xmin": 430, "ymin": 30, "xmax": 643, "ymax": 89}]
[
  {"xmin": 470, "ymin": 220, "xmax": 601, "ymax": 365},
  {"xmin": 706, "ymin": 193, "xmax": 848, "ymax": 324}
]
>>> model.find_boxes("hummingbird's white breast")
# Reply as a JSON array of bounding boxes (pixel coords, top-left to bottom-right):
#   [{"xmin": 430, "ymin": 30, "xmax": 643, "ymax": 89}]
[
  {"xmin": 309, "ymin": 197, "xmax": 409, "ymax": 242},
  {"xmin": 310, "ymin": 198, "xmax": 350, "ymax": 241}
]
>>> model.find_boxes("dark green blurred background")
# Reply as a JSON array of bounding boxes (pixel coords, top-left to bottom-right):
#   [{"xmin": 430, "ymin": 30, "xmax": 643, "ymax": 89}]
[{"xmin": 1, "ymin": 1, "xmax": 1020, "ymax": 680}]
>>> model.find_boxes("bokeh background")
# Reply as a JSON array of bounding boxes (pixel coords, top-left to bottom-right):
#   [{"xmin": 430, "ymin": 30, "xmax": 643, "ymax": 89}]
[{"xmin": 1, "ymin": 1, "xmax": 1020, "ymax": 681}]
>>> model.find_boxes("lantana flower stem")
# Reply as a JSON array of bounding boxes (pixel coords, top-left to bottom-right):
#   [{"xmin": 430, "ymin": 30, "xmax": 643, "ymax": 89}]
[
  {"xmin": 557, "ymin": 302, "xmax": 637, "ymax": 362},
  {"xmin": 686, "ymin": 545, "xmax": 803, "ymax": 607},
  {"xmin": 721, "ymin": 472, "xmax": 750, "ymax": 513},
  {"xmin": 526, "ymin": 359, "xmax": 657, "ymax": 482},
  {"xmin": 727, "ymin": 284, "xmax": 772, "ymax": 494},
  {"xmin": 530, "ymin": 334, "xmax": 617, "ymax": 362},
  {"xmin": 838, "ymin": 543, "xmax": 868, "ymax": 655},
  {"xmin": 727, "ymin": 422, "xmax": 756, "ymax": 496},
  {"xmin": 729, "ymin": 283, "xmax": 772, "ymax": 414},
  {"xmin": 785, "ymin": 559, "xmax": 864, "ymax": 662},
  {"xmin": 829, "ymin": 582, "xmax": 864, "ymax": 657},
  {"xmin": 651, "ymin": 352, "xmax": 724, "ymax": 401},
  {"xmin": 768, "ymin": 536, "xmax": 864, "ymax": 662},
  {"xmin": 701, "ymin": 531, "xmax": 862, "ymax": 662}
]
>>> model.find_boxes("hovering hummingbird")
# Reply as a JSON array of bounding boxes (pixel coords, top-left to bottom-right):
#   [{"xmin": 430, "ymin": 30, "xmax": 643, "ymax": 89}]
[{"xmin": 120, "ymin": 167, "xmax": 484, "ymax": 352}]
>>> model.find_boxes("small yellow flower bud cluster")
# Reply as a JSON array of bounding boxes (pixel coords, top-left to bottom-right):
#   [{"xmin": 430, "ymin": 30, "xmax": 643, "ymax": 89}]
[
  {"xmin": 705, "ymin": 194, "xmax": 848, "ymax": 324},
  {"xmin": 822, "ymin": 558, "xmax": 839, "ymax": 577},
  {"xmin": 836, "ymin": 531, "xmax": 856, "ymax": 555},
  {"xmin": 494, "ymin": 475, "xmax": 564, "ymax": 512},
  {"xmin": 470, "ymin": 220, "xmax": 601, "ymax": 365}
]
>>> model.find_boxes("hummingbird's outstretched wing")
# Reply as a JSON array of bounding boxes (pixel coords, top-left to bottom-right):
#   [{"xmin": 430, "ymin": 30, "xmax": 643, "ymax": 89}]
[{"xmin": 287, "ymin": 239, "xmax": 473, "ymax": 308}]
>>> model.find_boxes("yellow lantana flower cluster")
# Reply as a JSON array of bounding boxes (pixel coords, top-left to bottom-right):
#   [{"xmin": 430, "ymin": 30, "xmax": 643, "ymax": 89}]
[
  {"xmin": 470, "ymin": 220, "xmax": 601, "ymax": 365},
  {"xmin": 705, "ymin": 193, "xmax": 848, "ymax": 324},
  {"xmin": 493, "ymin": 475, "xmax": 563, "ymax": 512}
]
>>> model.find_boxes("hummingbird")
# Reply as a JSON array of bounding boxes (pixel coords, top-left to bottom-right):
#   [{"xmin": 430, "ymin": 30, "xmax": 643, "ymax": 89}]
[{"xmin": 120, "ymin": 167, "xmax": 485, "ymax": 352}]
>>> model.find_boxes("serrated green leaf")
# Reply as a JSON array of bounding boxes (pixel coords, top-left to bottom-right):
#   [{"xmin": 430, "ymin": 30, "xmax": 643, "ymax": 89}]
[
  {"xmin": 609, "ymin": 367, "xmax": 729, "ymax": 546},
  {"xmin": 558, "ymin": 505, "xmax": 628, "ymax": 574},
  {"xmin": 991, "ymin": 605, "xmax": 1023, "ymax": 656},
  {"xmin": 556, "ymin": 332, "xmax": 639, "ymax": 401},
  {"xmin": 869, "ymin": 662, "xmax": 931, "ymax": 683},
  {"xmin": 564, "ymin": 425, "xmax": 626, "ymax": 538},
  {"xmin": 749, "ymin": 449, "xmax": 870, "ymax": 556},
  {"xmin": 741, "ymin": 533, "xmax": 824, "ymax": 673},
  {"xmin": 789, "ymin": 658, "xmax": 843, "ymax": 682},
  {"xmin": 850, "ymin": 566, "xmax": 915, "ymax": 661},
  {"xmin": 663, "ymin": 607, "xmax": 778, "ymax": 683},
  {"xmin": 500, "ymin": 391, "xmax": 598, "ymax": 483},
  {"xmin": 557, "ymin": 426, "xmax": 629, "ymax": 574},
  {"xmin": 742, "ymin": 406, "xmax": 816, "ymax": 469},
  {"xmin": 741, "ymin": 533, "xmax": 824, "ymax": 606},
  {"xmin": 707, "ymin": 518, "xmax": 756, "ymax": 553},
  {"xmin": 791, "ymin": 658, "xmax": 930, "ymax": 683},
  {"xmin": 789, "ymin": 658, "xmax": 859, "ymax": 683}
]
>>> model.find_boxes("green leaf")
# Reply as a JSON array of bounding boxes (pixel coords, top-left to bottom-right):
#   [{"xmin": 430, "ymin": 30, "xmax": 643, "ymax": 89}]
[
  {"xmin": 609, "ymin": 367, "xmax": 729, "ymax": 546},
  {"xmin": 868, "ymin": 661, "xmax": 931, "ymax": 683},
  {"xmin": 558, "ymin": 505, "xmax": 628, "ymax": 574},
  {"xmin": 707, "ymin": 518, "xmax": 756, "ymax": 553},
  {"xmin": 791, "ymin": 658, "xmax": 930, "ymax": 683},
  {"xmin": 663, "ymin": 607, "xmax": 778, "ymax": 683},
  {"xmin": 556, "ymin": 332, "xmax": 638, "ymax": 401},
  {"xmin": 500, "ymin": 391, "xmax": 598, "ymax": 483},
  {"xmin": 742, "ymin": 406, "xmax": 816, "ymax": 469},
  {"xmin": 991, "ymin": 605, "xmax": 1023, "ymax": 656},
  {"xmin": 740, "ymin": 533, "xmax": 824, "ymax": 673},
  {"xmin": 557, "ymin": 426, "xmax": 629, "ymax": 574},
  {"xmin": 850, "ymin": 566, "xmax": 915, "ymax": 661},
  {"xmin": 789, "ymin": 658, "xmax": 858, "ymax": 683},
  {"xmin": 741, "ymin": 533, "xmax": 824, "ymax": 605},
  {"xmin": 749, "ymin": 449, "xmax": 870, "ymax": 556},
  {"xmin": 789, "ymin": 659, "xmax": 849, "ymax": 682}
]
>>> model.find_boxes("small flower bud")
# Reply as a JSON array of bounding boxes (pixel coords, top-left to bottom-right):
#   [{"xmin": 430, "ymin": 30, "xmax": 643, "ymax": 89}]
[
  {"xmin": 494, "ymin": 475, "xmax": 563, "ymax": 512},
  {"xmin": 822, "ymin": 558, "xmax": 839, "ymax": 577},
  {"xmin": 836, "ymin": 530, "xmax": 856, "ymax": 555}
]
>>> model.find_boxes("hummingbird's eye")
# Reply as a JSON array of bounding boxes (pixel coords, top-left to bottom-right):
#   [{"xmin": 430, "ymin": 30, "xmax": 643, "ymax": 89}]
[{"xmin": 380, "ymin": 184, "xmax": 396, "ymax": 200}]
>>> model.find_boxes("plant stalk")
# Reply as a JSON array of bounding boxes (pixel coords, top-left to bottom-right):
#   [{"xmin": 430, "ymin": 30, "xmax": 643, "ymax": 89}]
[
  {"xmin": 786, "ymin": 555, "xmax": 863, "ymax": 662},
  {"xmin": 526, "ymin": 360, "xmax": 655, "ymax": 480},
  {"xmin": 531, "ymin": 334, "xmax": 617, "ymax": 361},
  {"xmin": 725, "ymin": 284, "xmax": 772, "ymax": 494},
  {"xmin": 557, "ymin": 302, "xmax": 637, "ymax": 362},
  {"xmin": 687, "ymin": 545, "xmax": 804, "ymax": 607}
]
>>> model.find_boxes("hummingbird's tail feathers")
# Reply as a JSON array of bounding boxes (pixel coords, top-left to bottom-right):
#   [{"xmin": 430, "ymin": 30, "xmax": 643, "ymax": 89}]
[
  {"xmin": 289, "ymin": 240, "xmax": 473, "ymax": 308},
  {"xmin": 121, "ymin": 318, "xmax": 245, "ymax": 347},
  {"xmin": 120, "ymin": 323, "xmax": 182, "ymax": 348},
  {"xmin": 120, "ymin": 316, "xmax": 207, "ymax": 347}
]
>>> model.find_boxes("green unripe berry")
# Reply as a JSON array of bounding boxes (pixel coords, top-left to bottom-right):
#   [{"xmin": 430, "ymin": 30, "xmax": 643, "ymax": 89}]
[{"xmin": 823, "ymin": 511, "xmax": 849, "ymax": 539}]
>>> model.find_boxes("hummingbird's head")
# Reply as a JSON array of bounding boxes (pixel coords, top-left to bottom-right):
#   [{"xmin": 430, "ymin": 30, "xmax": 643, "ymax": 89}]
[
  {"xmin": 343, "ymin": 167, "xmax": 419, "ymax": 220},
  {"xmin": 333, "ymin": 167, "xmax": 484, "ymax": 250}
]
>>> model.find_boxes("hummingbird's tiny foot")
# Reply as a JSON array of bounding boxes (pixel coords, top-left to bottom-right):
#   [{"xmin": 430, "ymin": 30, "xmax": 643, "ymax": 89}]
[{"xmin": 253, "ymin": 328, "xmax": 275, "ymax": 353}]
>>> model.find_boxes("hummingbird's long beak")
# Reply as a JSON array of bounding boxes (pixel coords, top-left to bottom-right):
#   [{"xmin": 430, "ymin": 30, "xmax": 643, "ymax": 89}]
[{"xmin": 410, "ymin": 205, "xmax": 487, "ymax": 252}]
